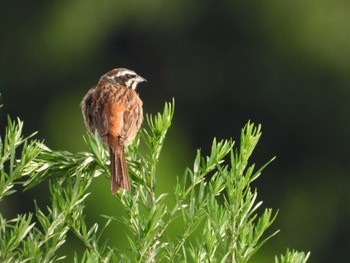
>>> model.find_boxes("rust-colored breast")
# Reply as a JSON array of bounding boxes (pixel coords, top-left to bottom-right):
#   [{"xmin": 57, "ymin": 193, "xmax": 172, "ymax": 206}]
[{"xmin": 102, "ymin": 85, "xmax": 143, "ymax": 148}]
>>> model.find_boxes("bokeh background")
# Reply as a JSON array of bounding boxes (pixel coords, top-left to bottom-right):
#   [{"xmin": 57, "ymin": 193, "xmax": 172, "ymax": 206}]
[{"xmin": 1, "ymin": 0, "xmax": 350, "ymax": 262}]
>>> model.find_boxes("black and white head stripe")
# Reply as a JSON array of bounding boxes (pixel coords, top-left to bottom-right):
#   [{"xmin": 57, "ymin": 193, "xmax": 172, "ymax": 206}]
[
  {"xmin": 116, "ymin": 69, "xmax": 137, "ymax": 78},
  {"xmin": 102, "ymin": 68, "xmax": 146, "ymax": 89},
  {"xmin": 117, "ymin": 70, "xmax": 146, "ymax": 90}
]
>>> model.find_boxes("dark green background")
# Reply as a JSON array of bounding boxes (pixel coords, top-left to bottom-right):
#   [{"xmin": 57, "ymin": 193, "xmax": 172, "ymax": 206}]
[{"xmin": 1, "ymin": 1, "xmax": 349, "ymax": 262}]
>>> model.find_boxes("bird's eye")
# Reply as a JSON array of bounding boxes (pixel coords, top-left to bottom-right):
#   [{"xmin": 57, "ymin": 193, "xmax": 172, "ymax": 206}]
[{"xmin": 125, "ymin": 74, "xmax": 133, "ymax": 79}]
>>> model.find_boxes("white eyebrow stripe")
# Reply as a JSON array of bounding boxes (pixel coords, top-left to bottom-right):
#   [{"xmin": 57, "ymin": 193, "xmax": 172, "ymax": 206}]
[{"xmin": 116, "ymin": 70, "xmax": 136, "ymax": 77}]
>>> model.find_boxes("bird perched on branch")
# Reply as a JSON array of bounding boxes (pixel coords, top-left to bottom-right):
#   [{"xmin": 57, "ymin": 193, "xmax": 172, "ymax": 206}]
[{"xmin": 81, "ymin": 68, "xmax": 146, "ymax": 193}]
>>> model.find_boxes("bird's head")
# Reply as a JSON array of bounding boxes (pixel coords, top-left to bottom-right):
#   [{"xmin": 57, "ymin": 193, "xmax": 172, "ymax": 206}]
[{"xmin": 101, "ymin": 68, "xmax": 146, "ymax": 90}]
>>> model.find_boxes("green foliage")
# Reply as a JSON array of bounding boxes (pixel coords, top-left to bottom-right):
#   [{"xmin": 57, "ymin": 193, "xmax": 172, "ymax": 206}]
[
  {"xmin": 0, "ymin": 100, "xmax": 310, "ymax": 262},
  {"xmin": 275, "ymin": 249, "xmax": 310, "ymax": 263}
]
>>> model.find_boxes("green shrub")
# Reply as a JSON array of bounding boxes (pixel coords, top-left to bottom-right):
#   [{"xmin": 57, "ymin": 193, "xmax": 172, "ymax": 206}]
[{"xmin": 0, "ymin": 100, "xmax": 310, "ymax": 262}]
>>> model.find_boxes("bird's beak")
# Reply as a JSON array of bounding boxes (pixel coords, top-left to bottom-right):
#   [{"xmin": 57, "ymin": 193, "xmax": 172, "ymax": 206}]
[{"xmin": 136, "ymin": 75, "xmax": 147, "ymax": 83}]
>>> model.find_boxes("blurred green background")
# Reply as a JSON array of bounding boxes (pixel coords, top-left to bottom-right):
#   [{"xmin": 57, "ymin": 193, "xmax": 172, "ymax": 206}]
[{"xmin": 1, "ymin": 0, "xmax": 350, "ymax": 262}]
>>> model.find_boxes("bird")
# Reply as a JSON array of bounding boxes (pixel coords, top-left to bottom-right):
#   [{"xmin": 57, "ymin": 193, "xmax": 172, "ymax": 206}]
[{"xmin": 81, "ymin": 68, "xmax": 146, "ymax": 193}]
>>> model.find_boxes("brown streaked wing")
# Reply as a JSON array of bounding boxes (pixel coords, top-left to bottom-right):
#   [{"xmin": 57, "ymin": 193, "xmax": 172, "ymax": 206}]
[
  {"xmin": 121, "ymin": 109, "xmax": 138, "ymax": 146},
  {"xmin": 81, "ymin": 88, "xmax": 96, "ymax": 134},
  {"xmin": 121, "ymin": 96, "xmax": 143, "ymax": 146},
  {"xmin": 93, "ymin": 86, "xmax": 109, "ymax": 140}
]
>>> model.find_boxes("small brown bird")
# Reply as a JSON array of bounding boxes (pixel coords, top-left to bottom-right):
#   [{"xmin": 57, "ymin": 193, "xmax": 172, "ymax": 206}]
[{"xmin": 81, "ymin": 68, "xmax": 146, "ymax": 193}]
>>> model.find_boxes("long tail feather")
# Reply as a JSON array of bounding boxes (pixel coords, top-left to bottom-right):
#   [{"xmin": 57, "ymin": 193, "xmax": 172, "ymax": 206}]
[{"xmin": 110, "ymin": 146, "xmax": 130, "ymax": 194}]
